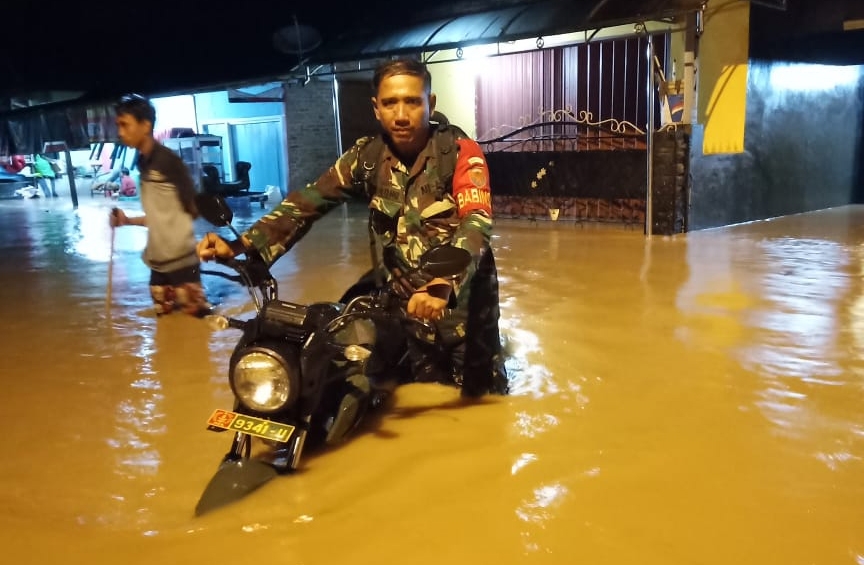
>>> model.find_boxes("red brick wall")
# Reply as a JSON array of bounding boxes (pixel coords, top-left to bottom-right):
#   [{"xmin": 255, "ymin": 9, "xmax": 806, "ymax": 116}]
[{"xmin": 493, "ymin": 195, "xmax": 645, "ymax": 224}]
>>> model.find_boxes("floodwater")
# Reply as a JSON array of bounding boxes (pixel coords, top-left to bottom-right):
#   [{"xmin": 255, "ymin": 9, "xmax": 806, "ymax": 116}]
[{"xmin": 1, "ymin": 191, "xmax": 863, "ymax": 565}]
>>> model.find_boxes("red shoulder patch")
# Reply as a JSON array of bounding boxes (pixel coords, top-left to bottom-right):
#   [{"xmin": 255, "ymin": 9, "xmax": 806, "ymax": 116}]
[{"xmin": 452, "ymin": 139, "xmax": 492, "ymax": 217}]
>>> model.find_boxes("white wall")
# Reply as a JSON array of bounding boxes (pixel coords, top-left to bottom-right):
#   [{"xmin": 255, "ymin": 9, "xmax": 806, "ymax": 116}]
[
  {"xmin": 151, "ymin": 95, "xmax": 198, "ymax": 139},
  {"xmin": 427, "ymin": 57, "xmax": 479, "ymax": 139}
]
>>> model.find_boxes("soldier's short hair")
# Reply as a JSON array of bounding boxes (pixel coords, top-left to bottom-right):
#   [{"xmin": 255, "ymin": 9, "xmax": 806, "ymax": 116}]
[{"xmin": 372, "ymin": 58, "xmax": 432, "ymax": 95}]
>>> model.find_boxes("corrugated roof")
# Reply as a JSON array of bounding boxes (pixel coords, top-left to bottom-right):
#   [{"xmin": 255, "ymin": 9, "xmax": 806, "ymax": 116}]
[
  {"xmin": 310, "ymin": 0, "xmax": 704, "ymax": 63},
  {"xmin": 0, "ymin": 0, "xmax": 707, "ymax": 112}
]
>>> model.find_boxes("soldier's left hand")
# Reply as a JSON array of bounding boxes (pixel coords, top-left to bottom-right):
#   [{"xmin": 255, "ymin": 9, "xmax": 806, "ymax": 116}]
[{"xmin": 407, "ymin": 278, "xmax": 452, "ymax": 321}]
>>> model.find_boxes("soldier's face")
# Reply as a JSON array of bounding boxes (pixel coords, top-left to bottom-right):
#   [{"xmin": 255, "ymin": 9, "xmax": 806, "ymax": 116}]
[{"xmin": 372, "ymin": 74, "xmax": 436, "ymax": 157}]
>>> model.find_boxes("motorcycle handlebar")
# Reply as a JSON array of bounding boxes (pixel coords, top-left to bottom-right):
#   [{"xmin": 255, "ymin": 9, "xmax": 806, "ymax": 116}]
[
  {"xmin": 203, "ymin": 255, "xmax": 276, "ymax": 313},
  {"xmin": 333, "ymin": 298, "xmax": 438, "ymax": 339},
  {"xmin": 201, "ymin": 267, "xmax": 244, "ymax": 285},
  {"xmin": 202, "ymin": 256, "xmax": 274, "ymax": 288},
  {"xmin": 205, "ymin": 253, "xmax": 437, "ymax": 336}
]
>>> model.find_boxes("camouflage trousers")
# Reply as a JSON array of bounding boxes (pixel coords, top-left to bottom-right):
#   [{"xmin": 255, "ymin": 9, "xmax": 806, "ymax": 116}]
[
  {"xmin": 339, "ymin": 247, "xmax": 508, "ymax": 396},
  {"xmin": 410, "ymin": 247, "xmax": 508, "ymax": 396},
  {"xmin": 149, "ymin": 265, "xmax": 213, "ymax": 317}
]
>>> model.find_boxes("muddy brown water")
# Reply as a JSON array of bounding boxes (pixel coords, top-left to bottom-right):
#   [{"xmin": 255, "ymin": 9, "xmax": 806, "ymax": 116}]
[{"xmin": 1, "ymin": 194, "xmax": 862, "ymax": 564}]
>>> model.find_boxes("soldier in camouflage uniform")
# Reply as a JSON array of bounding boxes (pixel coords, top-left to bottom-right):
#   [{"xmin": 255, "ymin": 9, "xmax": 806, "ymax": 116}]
[{"xmin": 197, "ymin": 58, "xmax": 507, "ymax": 396}]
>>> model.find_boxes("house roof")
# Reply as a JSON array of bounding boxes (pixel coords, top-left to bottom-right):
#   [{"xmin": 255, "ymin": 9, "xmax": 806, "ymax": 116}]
[
  {"xmin": 0, "ymin": 0, "xmax": 702, "ymax": 111},
  {"xmin": 2, "ymin": 0, "xmax": 860, "ymax": 115},
  {"xmin": 307, "ymin": 0, "xmax": 703, "ymax": 64}
]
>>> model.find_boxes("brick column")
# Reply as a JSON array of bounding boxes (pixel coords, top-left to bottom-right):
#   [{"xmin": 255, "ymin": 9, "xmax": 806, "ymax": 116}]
[
  {"xmin": 283, "ymin": 79, "xmax": 340, "ymax": 193},
  {"xmin": 651, "ymin": 127, "xmax": 691, "ymax": 235}
]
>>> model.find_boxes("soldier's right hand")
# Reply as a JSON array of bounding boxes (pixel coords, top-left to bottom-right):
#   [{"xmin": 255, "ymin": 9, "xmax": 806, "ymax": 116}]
[{"xmin": 197, "ymin": 232, "xmax": 235, "ymax": 262}]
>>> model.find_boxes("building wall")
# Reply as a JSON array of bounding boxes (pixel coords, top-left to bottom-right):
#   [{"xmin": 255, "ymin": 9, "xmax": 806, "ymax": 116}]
[
  {"xmin": 191, "ymin": 88, "xmax": 288, "ymax": 192},
  {"xmin": 151, "ymin": 95, "xmax": 197, "ymax": 138},
  {"xmin": 337, "ymin": 78, "xmax": 378, "ymax": 153},
  {"xmin": 193, "ymin": 90, "xmax": 283, "ymax": 122},
  {"xmin": 687, "ymin": 0, "xmax": 864, "ymax": 230},
  {"xmin": 689, "ymin": 61, "xmax": 864, "ymax": 229},
  {"xmin": 427, "ymin": 58, "xmax": 478, "ymax": 139},
  {"xmin": 283, "ymin": 79, "xmax": 340, "ymax": 192}
]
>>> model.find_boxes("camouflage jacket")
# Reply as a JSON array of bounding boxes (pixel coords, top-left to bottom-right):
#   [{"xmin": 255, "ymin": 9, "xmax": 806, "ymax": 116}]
[{"xmin": 243, "ymin": 125, "xmax": 494, "ymax": 307}]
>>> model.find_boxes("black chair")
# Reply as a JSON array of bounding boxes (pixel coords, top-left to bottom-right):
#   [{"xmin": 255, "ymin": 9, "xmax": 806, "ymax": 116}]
[
  {"xmin": 217, "ymin": 161, "xmax": 251, "ymax": 193},
  {"xmin": 233, "ymin": 161, "xmax": 251, "ymax": 191},
  {"xmin": 201, "ymin": 165, "xmax": 225, "ymax": 194},
  {"xmin": 201, "ymin": 162, "xmax": 251, "ymax": 195}
]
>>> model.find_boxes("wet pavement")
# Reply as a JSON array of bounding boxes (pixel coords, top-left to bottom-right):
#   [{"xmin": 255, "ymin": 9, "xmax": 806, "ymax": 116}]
[{"xmin": 1, "ymin": 191, "xmax": 863, "ymax": 564}]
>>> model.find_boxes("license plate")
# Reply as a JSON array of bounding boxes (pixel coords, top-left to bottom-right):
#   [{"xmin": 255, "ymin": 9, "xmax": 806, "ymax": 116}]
[{"xmin": 206, "ymin": 409, "xmax": 295, "ymax": 442}]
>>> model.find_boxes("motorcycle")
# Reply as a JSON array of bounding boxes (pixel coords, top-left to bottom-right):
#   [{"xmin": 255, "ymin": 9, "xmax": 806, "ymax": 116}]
[{"xmin": 193, "ymin": 194, "xmax": 472, "ymax": 516}]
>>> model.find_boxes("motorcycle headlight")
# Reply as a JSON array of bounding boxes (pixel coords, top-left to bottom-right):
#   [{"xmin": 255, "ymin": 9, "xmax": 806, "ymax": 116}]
[{"xmin": 230, "ymin": 347, "xmax": 299, "ymax": 413}]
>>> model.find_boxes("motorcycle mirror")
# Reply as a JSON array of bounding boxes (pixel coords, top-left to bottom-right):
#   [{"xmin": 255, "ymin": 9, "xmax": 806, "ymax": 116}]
[
  {"xmin": 196, "ymin": 193, "xmax": 234, "ymax": 228},
  {"xmin": 418, "ymin": 245, "xmax": 473, "ymax": 278}
]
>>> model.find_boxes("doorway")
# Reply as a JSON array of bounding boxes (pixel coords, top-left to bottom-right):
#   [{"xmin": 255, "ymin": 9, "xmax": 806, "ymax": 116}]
[{"xmin": 201, "ymin": 116, "xmax": 287, "ymax": 197}]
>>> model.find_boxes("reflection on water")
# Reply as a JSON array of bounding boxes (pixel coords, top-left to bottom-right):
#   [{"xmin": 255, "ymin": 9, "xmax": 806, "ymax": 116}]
[
  {"xmin": 516, "ymin": 483, "xmax": 568, "ymax": 524},
  {"xmin": 500, "ymin": 319, "xmax": 557, "ymax": 398},
  {"xmin": 511, "ymin": 452, "xmax": 538, "ymax": 475},
  {"xmin": 517, "ymin": 482, "xmax": 569, "ymax": 555},
  {"xmin": 1, "ymin": 198, "xmax": 864, "ymax": 564},
  {"xmin": 513, "ymin": 412, "xmax": 559, "ymax": 439}
]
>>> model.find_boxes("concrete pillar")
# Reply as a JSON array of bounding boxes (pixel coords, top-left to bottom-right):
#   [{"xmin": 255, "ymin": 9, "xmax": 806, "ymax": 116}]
[{"xmin": 696, "ymin": 0, "xmax": 752, "ymax": 154}]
